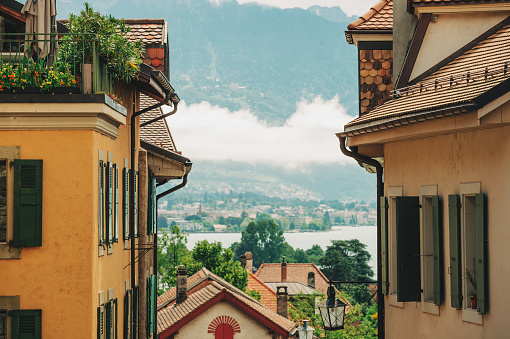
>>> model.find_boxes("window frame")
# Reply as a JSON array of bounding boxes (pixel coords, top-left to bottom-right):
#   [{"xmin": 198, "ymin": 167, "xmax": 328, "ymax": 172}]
[
  {"xmin": 0, "ymin": 147, "xmax": 21, "ymax": 259},
  {"xmin": 387, "ymin": 186, "xmax": 404, "ymax": 307},
  {"xmin": 420, "ymin": 185, "xmax": 440, "ymax": 315}
]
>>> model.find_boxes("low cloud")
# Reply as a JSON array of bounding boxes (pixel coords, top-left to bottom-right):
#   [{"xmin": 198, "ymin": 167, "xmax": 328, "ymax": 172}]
[
  {"xmin": 235, "ymin": 0, "xmax": 379, "ymax": 16},
  {"xmin": 165, "ymin": 96, "xmax": 356, "ymax": 167}
]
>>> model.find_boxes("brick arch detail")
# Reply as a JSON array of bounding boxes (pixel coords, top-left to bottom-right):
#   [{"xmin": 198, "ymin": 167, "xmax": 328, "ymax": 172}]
[{"xmin": 207, "ymin": 316, "xmax": 241, "ymax": 334}]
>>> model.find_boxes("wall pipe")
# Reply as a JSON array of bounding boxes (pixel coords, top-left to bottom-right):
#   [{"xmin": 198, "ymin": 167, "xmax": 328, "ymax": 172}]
[{"xmin": 338, "ymin": 136, "xmax": 384, "ymax": 339}]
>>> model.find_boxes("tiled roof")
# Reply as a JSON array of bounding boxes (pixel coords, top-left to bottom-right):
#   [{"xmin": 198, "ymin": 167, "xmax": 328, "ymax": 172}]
[
  {"xmin": 139, "ymin": 94, "xmax": 176, "ymax": 153},
  {"xmin": 344, "ymin": 24, "xmax": 510, "ymax": 131},
  {"xmin": 254, "ymin": 263, "xmax": 330, "ymax": 294},
  {"xmin": 347, "ymin": 0, "xmax": 393, "ymax": 30},
  {"xmin": 412, "ymin": 0, "xmax": 499, "ymax": 4},
  {"xmin": 359, "ymin": 49, "xmax": 393, "ymax": 115},
  {"xmin": 157, "ymin": 270, "xmax": 297, "ymax": 337},
  {"xmin": 157, "ymin": 269, "xmax": 206, "ymax": 307},
  {"xmin": 247, "ymin": 272, "xmax": 278, "ymax": 312},
  {"xmin": 124, "ymin": 19, "xmax": 167, "ymax": 73},
  {"xmin": 265, "ymin": 282, "xmax": 319, "ymax": 296}
]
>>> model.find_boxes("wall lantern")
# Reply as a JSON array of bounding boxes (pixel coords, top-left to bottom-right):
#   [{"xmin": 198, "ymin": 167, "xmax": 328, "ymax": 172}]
[
  {"xmin": 297, "ymin": 319, "xmax": 314, "ymax": 339},
  {"xmin": 317, "ymin": 280, "xmax": 347, "ymax": 331}
]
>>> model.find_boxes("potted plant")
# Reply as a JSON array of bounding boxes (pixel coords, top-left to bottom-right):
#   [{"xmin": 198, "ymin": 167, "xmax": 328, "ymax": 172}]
[{"xmin": 465, "ymin": 268, "xmax": 477, "ymax": 310}]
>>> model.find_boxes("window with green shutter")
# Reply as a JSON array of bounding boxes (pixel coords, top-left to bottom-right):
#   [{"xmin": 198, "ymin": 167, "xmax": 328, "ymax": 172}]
[
  {"xmin": 146, "ymin": 275, "xmax": 156, "ymax": 337},
  {"xmin": 13, "ymin": 160, "xmax": 43, "ymax": 248},
  {"xmin": 474, "ymin": 193, "xmax": 487, "ymax": 314},
  {"xmin": 448, "ymin": 194, "xmax": 462, "ymax": 309},
  {"xmin": 105, "ymin": 300, "xmax": 116, "ymax": 339},
  {"xmin": 380, "ymin": 196, "xmax": 388, "ymax": 295},
  {"xmin": 432, "ymin": 195, "xmax": 442, "ymax": 306},
  {"xmin": 134, "ymin": 171, "xmax": 139, "ymax": 238},
  {"xmin": 395, "ymin": 196, "xmax": 421, "ymax": 302},
  {"xmin": 124, "ymin": 289, "xmax": 133, "ymax": 339},
  {"xmin": 113, "ymin": 164, "xmax": 119, "ymax": 243},
  {"xmin": 147, "ymin": 173, "xmax": 156, "ymax": 235},
  {"xmin": 106, "ymin": 162, "xmax": 113, "ymax": 245},
  {"xmin": 99, "ymin": 159, "xmax": 105, "ymax": 246},
  {"xmin": 11, "ymin": 309, "xmax": 41, "ymax": 339},
  {"xmin": 123, "ymin": 168, "xmax": 130, "ymax": 240},
  {"xmin": 97, "ymin": 305, "xmax": 105, "ymax": 339}
]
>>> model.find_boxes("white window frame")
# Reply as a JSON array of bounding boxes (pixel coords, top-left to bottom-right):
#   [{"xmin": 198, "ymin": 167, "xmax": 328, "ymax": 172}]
[
  {"xmin": 0, "ymin": 147, "xmax": 21, "ymax": 259},
  {"xmin": 420, "ymin": 185, "xmax": 440, "ymax": 315},
  {"xmin": 459, "ymin": 182, "xmax": 482, "ymax": 325},
  {"xmin": 388, "ymin": 186, "xmax": 404, "ymax": 307}
]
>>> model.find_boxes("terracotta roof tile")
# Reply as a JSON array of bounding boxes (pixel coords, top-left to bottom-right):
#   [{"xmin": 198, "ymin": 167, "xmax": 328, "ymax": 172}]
[
  {"xmin": 124, "ymin": 19, "xmax": 167, "ymax": 72},
  {"xmin": 247, "ymin": 272, "xmax": 279, "ymax": 312},
  {"xmin": 359, "ymin": 49, "xmax": 393, "ymax": 115},
  {"xmin": 345, "ymin": 25, "xmax": 510, "ymax": 130},
  {"xmin": 254, "ymin": 263, "xmax": 330, "ymax": 294},
  {"xmin": 348, "ymin": 0, "xmax": 393, "ymax": 30},
  {"xmin": 139, "ymin": 94, "xmax": 177, "ymax": 153}
]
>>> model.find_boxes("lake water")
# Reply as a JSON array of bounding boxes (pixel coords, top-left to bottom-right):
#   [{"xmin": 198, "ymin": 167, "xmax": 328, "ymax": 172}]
[{"xmin": 185, "ymin": 225, "xmax": 377, "ymax": 277}]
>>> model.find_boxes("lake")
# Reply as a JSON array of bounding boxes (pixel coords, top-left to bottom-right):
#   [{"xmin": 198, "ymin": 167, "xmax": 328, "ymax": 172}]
[{"xmin": 184, "ymin": 225, "xmax": 377, "ymax": 277}]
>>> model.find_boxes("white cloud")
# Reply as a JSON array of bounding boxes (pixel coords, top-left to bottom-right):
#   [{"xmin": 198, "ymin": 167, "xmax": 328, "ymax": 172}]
[
  {"xmin": 165, "ymin": 97, "xmax": 355, "ymax": 167},
  {"xmin": 234, "ymin": 0, "xmax": 379, "ymax": 16}
]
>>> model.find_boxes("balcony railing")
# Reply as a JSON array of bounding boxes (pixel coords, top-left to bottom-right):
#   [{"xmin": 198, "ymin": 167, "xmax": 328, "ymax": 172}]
[{"xmin": 0, "ymin": 32, "xmax": 113, "ymax": 94}]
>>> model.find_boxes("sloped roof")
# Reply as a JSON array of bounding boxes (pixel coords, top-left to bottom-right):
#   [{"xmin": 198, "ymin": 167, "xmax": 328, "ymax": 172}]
[
  {"xmin": 348, "ymin": 0, "xmax": 393, "ymax": 30},
  {"xmin": 343, "ymin": 23, "xmax": 510, "ymax": 133},
  {"xmin": 157, "ymin": 269, "xmax": 207, "ymax": 307},
  {"xmin": 124, "ymin": 19, "xmax": 167, "ymax": 73},
  {"xmin": 254, "ymin": 263, "xmax": 330, "ymax": 294},
  {"xmin": 157, "ymin": 269, "xmax": 297, "ymax": 338},
  {"xmin": 139, "ymin": 94, "xmax": 176, "ymax": 153},
  {"xmin": 412, "ymin": 0, "xmax": 498, "ymax": 4},
  {"xmin": 265, "ymin": 282, "xmax": 320, "ymax": 296},
  {"xmin": 247, "ymin": 272, "xmax": 278, "ymax": 312}
]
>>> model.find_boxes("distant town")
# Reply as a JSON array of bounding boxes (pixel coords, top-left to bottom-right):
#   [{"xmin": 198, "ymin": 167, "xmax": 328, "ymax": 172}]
[{"xmin": 158, "ymin": 191, "xmax": 377, "ymax": 232}]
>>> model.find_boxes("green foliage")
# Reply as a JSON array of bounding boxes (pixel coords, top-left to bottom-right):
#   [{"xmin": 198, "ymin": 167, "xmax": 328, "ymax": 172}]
[
  {"xmin": 157, "ymin": 215, "xmax": 168, "ymax": 229},
  {"xmin": 185, "ymin": 215, "xmax": 201, "ymax": 222},
  {"xmin": 306, "ymin": 245, "xmax": 324, "ymax": 264},
  {"xmin": 157, "ymin": 226, "xmax": 189, "ymax": 292},
  {"xmin": 289, "ymin": 292, "xmax": 325, "ymax": 338},
  {"xmin": 320, "ymin": 239, "xmax": 373, "ymax": 283},
  {"xmin": 233, "ymin": 219, "xmax": 285, "ymax": 267},
  {"xmin": 246, "ymin": 289, "xmax": 261, "ymax": 301},
  {"xmin": 60, "ymin": 2, "xmax": 144, "ymax": 82}
]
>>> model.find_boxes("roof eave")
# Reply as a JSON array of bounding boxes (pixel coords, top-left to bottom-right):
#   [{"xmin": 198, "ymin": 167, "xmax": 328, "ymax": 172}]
[{"xmin": 345, "ymin": 30, "xmax": 393, "ymax": 45}]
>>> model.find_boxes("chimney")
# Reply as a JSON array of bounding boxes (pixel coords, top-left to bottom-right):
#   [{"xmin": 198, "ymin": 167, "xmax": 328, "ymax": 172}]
[
  {"xmin": 245, "ymin": 252, "xmax": 253, "ymax": 273},
  {"xmin": 308, "ymin": 272, "xmax": 315, "ymax": 289},
  {"xmin": 240, "ymin": 254, "xmax": 247, "ymax": 269},
  {"xmin": 276, "ymin": 286, "xmax": 288, "ymax": 318},
  {"xmin": 281, "ymin": 256, "xmax": 287, "ymax": 282},
  {"xmin": 176, "ymin": 265, "xmax": 188, "ymax": 304}
]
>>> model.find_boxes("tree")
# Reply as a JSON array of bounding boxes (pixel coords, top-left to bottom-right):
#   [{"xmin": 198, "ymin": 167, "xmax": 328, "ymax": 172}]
[
  {"xmin": 234, "ymin": 219, "xmax": 285, "ymax": 267},
  {"xmin": 322, "ymin": 211, "xmax": 331, "ymax": 227},
  {"xmin": 158, "ymin": 226, "xmax": 189, "ymax": 292},
  {"xmin": 157, "ymin": 215, "xmax": 168, "ymax": 229},
  {"xmin": 185, "ymin": 215, "xmax": 201, "ymax": 222},
  {"xmin": 305, "ymin": 245, "xmax": 324, "ymax": 264},
  {"xmin": 320, "ymin": 239, "xmax": 373, "ymax": 282},
  {"xmin": 294, "ymin": 249, "xmax": 309, "ymax": 263}
]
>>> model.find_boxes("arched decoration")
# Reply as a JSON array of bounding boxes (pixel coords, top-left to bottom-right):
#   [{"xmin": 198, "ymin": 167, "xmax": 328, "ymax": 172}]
[{"xmin": 208, "ymin": 316, "xmax": 241, "ymax": 337}]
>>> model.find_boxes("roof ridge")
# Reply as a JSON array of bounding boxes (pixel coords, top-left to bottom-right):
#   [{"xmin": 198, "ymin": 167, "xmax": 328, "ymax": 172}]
[{"xmin": 347, "ymin": 0, "xmax": 392, "ymax": 30}]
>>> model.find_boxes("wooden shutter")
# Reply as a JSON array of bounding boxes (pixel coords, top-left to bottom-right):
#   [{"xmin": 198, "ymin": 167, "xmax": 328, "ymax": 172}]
[
  {"xmin": 146, "ymin": 275, "xmax": 156, "ymax": 336},
  {"xmin": 134, "ymin": 171, "xmax": 139, "ymax": 238},
  {"xmin": 432, "ymin": 195, "xmax": 442, "ymax": 306},
  {"xmin": 11, "ymin": 309, "xmax": 41, "ymax": 339},
  {"xmin": 106, "ymin": 301, "xmax": 114, "ymax": 339},
  {"xmin": 124, "ymin": 290, "xmax": 132, "ymax": 339},
  {"xmin": 13, "ymin": 160, "xmax": 43, "ymax": 247},
  {"xmin": 475, "ymin": 193, "xmax": 487, "ymax": 314},
  {"xmin": 380, "ymin": 196, "xmax": 389, "ymax": 295},
  {"xmin": 448, "ymin": 194, "xmax": 462, "ymax": 309},
  {"xmin": 148, "ymin": 174, "xmax": 157, "ymax": 235},
  {"xmin": 123, "ymin": 168, "xmax": 130, "ymax": 240},
  {"xmin": 114, "ymin": 164, "xmax": 119, "ymax": 243},
  {"xmin": 98, "ymin": 160, "xmax": 105, "ymax": 246},
  {"xmin": 106, "ymin": 162, "xmax": 113, "ymax": 244},
  {"xmin": 396, "ymin": 196, "xmax": 421, "ymax": 302},
  {"xmin": 97, "ymin": 305, "xmax": 105, "ymax": 339}
]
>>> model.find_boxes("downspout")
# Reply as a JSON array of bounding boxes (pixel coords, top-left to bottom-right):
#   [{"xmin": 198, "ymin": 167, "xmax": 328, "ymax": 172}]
[
  {"xmin": 153, "ymin": 172, "xmax": 190, "ymax": 338},
  {"xmin": 338, "ymin": 136, "xmax": 384, "ymax": 339},
  {"xmin": 130, "ymin": 70, "xmax": 177, "ymax": 337}
]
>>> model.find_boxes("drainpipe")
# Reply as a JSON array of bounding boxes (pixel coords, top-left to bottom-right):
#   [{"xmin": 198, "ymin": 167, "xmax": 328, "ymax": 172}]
[
  {"xmin": 130, "ymin": 70, "xmax": 177, "ymax": 337},
  {"xmin": 338, "ymin": 136, "xmax": 384, "ymax": 339}
]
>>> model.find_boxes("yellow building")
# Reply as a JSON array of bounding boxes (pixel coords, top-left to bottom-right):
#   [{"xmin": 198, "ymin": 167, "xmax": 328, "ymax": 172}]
[
  {"xmin": 0, "ymin": 3, "xmax": 190, "ymax": 339},
  {"xmin": 342, "ymin": 0, "xmax": 510, "ymax": 337}
]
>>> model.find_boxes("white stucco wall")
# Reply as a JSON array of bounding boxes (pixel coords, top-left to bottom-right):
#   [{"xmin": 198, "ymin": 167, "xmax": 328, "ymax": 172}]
[
  {"xmin": 410, "ymin": 12, "xmax": 509, "ymax": 80},
  {"xmin": 174, "ymin": 300, "xmax": 275, "ymax": 339}
]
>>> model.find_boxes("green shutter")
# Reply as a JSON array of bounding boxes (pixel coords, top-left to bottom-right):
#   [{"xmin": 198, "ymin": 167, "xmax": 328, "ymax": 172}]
[
  {"xmin": 106, "ymin": 301, "xmax": 114, "ymax": 339},
  {"xmin": 148, "ymin": 174, "xmax": 157, "ymax": 235},
  {"xmin": 124, "ymin": 290, "xmax": 132, "ymax": 339},
  {"xmin": 448, "ymin": 194, "xmax": 462, "ymax": 309},
  {"xmin": 134, "ymin": 171, "xmax": 139, "ymax": 238},
  {"xmin": 146, "ymin": 277, "xmax": 151, "ymax": 337},
  {"xmin": 114, "ymin": 164, "xmax": 119, "ymax": 243},
  {"xmin": 380, "ymin": 196, "xmax": 389, "ymax": 295},
  {"xmin": 106, "ymin": 162, "xmax": 113, "ymax": 244},
  {"xmin": 396, "ymin": 196, "xmax": 421, "ymax": 302},
  {"xmin": 475, "ymin": 193, "xmax": 487, "ymax": 314},
  {"xmin": 11, "ymin": 309, "xmax": 41, "ymax": 339},
  {"xmin": 97, "ymin": 305, "xmax": 105, "ymax": 339},
  {"xmin": 98, "ymin": 160, "xmax": 105, "ymax": 246},
  {"xmin": 146, "ymin": 275, "xmax": 156, "ymax": 337},
  {"xmin": 13, "ymin": 160, "xmax": 43, "ymax": 247},
  {"xmin": 432, "ymin": 196, "xmax": 442, "ymax": 306},
  {"xmin": 123, "ymin": 168, "xmax": 130, "ymax": 240}
]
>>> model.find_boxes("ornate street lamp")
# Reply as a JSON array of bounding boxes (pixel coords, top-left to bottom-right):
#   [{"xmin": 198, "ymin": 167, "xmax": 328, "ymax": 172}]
[
  {"xmin": 318, "ymin": 280, "xmax": 347, "ymax": 331},
  {"xmin": 296, "ymin": 319, "xmax": 314, "ymax": 339}
]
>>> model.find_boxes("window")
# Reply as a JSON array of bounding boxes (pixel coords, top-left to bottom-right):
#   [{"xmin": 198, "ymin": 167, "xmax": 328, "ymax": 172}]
[
  {"xmin": 124, "ymin": 289, "xmax": 133, "ymax": 339},
  {"xmin": 449, "ymin": 183, "xmax": 487, "ymax": 325},
  {"xmin": 0, "ymin": 310, "xmax": 6, "ymax": 339},
  {"xmin": 208, "ymin": 316, "xmax": 241, "ymax": 339},
  {"xmin": 146, "ymin": 275, "xmax": 156, "ymax": 337},
  {"xmin": 420, "ymin": 186, "xmax": 441, "ymax": 315},
  {"xmin": 1, "ymin": 160, "xmax": 6, "ymax": 243},
  {"xmin": 122, "ymin": 163, "xmax": 130, "ymax": 241},
  {"xmin": 98, "ymin": 291, "xmax": 117, "ymax": 339},
  {"xmin": 11, "ymin": 310, "xmax": 41, "ymax": 339},
  {"xmin": 147, "ymin": 173, "xmax": 156, "ymax": 235}
]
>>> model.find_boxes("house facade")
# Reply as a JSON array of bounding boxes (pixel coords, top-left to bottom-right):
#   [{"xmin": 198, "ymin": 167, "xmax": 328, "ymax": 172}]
[
  {"xmin": 0, "ymin": 2, "xmax": 189, "ymax": 338},
  {"xmin": 340, "ymin": 0, "xmax": 510, "ymax": 337}
]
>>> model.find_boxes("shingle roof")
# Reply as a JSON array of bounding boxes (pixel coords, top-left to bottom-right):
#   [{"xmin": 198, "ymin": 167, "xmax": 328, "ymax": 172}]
[
  {"xmin": 124, "ymin": 19, "xmax": 167, "ymax": 73},
  {"xmin": 347, "ymin": 0, "xmax": 393, "ymax": 30},
  {"xmin": 139, "ymin": 94, "xmax": 177, "ymax": 153},
  {"xmin": 359, "ymin": 49, "xmax": 393, "ymax": 115},
  {"xmin": 157, "ymin": 269, "xmax": 297, "ymax": 337},
  {"xmin": 157, "ymin": 269, "xmax": 206, "ymax": 307},
  {"xmin": 247, "ymin": 272, "xmax": 278, "ymax": 312},
  {"xmin": 254, "ymin": 263, "xmax": 330, "ymax": 294},
  {"xmin": 344, "ymin": 24, "xmax": 510, "ymax": 131},
  {"xmin": 265, "ymin": 282, "xmax": 320, "ymax": 296}
]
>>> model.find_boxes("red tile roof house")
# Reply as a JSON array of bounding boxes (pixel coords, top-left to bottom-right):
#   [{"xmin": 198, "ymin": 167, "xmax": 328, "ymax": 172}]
[
  {"xmin": 157, "ymin": 267, "xmax": 297, "ymax": 339},
  {"xmin": 338, "ymin": 0, "xmax": 510, "ymax": 338}
]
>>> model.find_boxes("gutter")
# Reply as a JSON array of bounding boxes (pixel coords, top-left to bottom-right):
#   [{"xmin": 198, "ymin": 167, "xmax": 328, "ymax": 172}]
[
  {"xmin": 129, "ymin": 65, "xmax": 180, "ymax": 338},
  {"xmin": 338, "ymin": 135, "xmax": 385, "ymax": 339}
]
